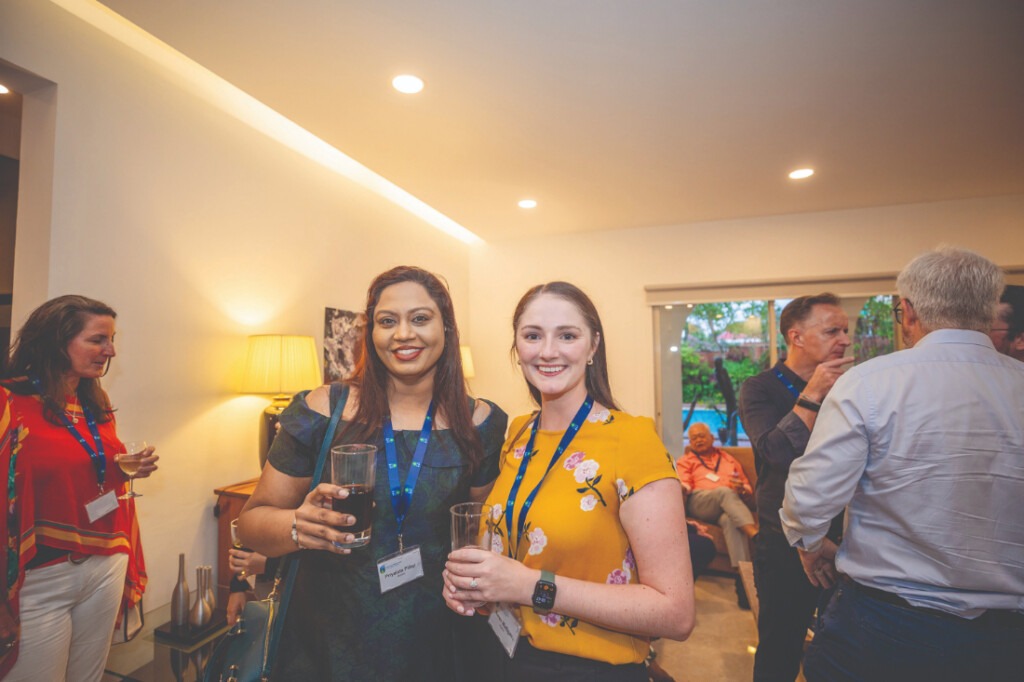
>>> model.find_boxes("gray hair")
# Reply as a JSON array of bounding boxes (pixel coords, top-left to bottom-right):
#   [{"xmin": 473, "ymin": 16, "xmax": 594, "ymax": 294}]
[{"xmin": 896, "ymin": 246, "xmax": 1004, "ymax": 332}]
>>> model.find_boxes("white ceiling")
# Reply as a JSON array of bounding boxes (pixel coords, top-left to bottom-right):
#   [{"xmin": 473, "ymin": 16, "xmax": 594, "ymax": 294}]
[{"xmin": 97, "ymin": 0, "xmax": 1024, "ymax": 242}]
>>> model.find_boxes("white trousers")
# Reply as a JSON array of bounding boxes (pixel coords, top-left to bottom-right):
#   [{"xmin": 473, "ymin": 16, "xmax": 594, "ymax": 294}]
[{"xmin": 7, "ymin": 553, "xmax": 128, "ymax": 682}]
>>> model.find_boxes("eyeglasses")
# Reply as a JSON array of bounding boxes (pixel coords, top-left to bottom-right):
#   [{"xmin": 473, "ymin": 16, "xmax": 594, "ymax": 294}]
[{"xmin": 892, "ymin": 300, "xmax": 905, "ymax": 324}]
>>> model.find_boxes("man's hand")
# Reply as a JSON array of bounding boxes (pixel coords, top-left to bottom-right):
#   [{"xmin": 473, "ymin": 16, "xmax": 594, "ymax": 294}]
[
  {"xmin": 803, "ymin": 357, "xmax": 855, "ymax": 403},
  {"xmin": 798, "ymin": 538, "xmax": 839, "ymax": 589}
]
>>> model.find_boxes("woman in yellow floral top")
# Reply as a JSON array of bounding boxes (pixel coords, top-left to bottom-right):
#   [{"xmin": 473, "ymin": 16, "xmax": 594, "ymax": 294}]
[{"xmin": 444, "ymin": 282, "xmax": 694, "ymax": 681}]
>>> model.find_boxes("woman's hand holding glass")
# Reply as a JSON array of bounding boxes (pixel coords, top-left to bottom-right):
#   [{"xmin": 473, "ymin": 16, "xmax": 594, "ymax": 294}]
[
  {"xmin": 443, "ymin": 548, "xmax": 536, "ymax": 616},
  {"xmin": 228, "ymin": 548, "xmax": 267, "ymax": 580},
  {"xmin": 292, "ymin": 483, "xmax": 362, "ymax": 555},
  {"xmin": 115, "ymin": 441, "xmax": 158, "ymax": 499}
]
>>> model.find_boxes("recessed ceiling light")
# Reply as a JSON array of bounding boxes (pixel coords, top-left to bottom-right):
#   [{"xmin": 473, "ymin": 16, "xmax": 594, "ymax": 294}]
[
  {"xmin": 664, "ymin": 305, "xmax": 674, "ymax": 310},
  {"xmin": 392, "ymin": 75, "xmax": 424, "ymax": 94},
  {"xmin": 686, "ymin": 303, "xmax": 694, "ymax": 308},
  {"xmin": 789, "ymin": 168, "xmax": 815, "ymax": 180},
  {"xmin": 0, "ymin": 85, "xmax": 10, "ymax": 95},
  {"xmin": 518, "ymin": 199, "xmax": 537, "ymax": 209}
]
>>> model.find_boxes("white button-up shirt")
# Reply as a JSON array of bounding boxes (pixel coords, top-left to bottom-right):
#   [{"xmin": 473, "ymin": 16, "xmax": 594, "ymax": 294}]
[{"xmin": 781, "ymin": 329, "xmax": 1024, "ymax": 617}]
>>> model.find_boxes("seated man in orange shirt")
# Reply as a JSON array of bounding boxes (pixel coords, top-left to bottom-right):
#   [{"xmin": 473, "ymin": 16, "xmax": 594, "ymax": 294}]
[{"xmin": 676, "ymin": 422, "xmax": 757, "ymax": 577}]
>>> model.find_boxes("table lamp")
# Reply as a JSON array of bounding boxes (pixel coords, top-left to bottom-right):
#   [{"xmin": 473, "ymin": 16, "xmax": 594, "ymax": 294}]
[{"xmin": 240, "ymin": 334, "xmax": 322, "ymax": 467}]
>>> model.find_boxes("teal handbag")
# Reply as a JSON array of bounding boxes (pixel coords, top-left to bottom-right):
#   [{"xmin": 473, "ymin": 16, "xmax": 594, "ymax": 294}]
[{"xmin": 204, "ymin": 386, "xmax": 347, "ymax": 682}]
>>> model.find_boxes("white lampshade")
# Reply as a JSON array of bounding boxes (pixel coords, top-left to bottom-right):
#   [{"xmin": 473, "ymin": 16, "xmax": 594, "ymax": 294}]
[
  {"xmin": 240, "ymin": 335, "xmax": 322, "ymax": 395},
  {"xmin": 460, "ymin": 345, "xmax": 475, "ymax": 379}
]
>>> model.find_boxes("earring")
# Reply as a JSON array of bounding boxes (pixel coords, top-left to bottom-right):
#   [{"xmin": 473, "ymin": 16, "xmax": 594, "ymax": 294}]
[{"xmin": 587, "ymin": 358, "xmax": 594, "ymax": 366}]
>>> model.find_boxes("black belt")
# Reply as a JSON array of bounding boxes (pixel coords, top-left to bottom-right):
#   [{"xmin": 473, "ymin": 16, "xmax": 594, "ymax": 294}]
[{"xmin": 846, "ymin": 577, "xmax": 1024, "ymax": 627}]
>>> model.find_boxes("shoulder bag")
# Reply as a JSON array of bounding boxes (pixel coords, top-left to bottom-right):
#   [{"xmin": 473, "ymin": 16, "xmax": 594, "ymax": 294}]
[{"xmin": 204, "ymin": 385, "xmax": 348, "ymax": 682}]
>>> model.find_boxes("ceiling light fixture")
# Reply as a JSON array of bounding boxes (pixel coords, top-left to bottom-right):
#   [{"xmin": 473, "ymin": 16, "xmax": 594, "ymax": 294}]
[
  {"xmin": 789, "ymin": 168, "xmax": 815, "ymax": 180},
  {"xmin": 518, "ymin": 199, "xmax": 537, "ymax": 209},
  {"xmin": 0, "ymin": 85, "xmax": 10, "ymax": 95},
  {"xmin": 392, "ymin": 75, "xmax": 424, "ymax": 94}
]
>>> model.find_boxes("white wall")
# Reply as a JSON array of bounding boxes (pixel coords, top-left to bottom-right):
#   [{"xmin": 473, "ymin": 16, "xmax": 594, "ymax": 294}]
[
  {"xmin": 468, "ymin": 194, "xmax": 1024, "ymax": 423},
  {"xmin": 0, "ymin": 0, "xmax": 471, "ymax": 608}
]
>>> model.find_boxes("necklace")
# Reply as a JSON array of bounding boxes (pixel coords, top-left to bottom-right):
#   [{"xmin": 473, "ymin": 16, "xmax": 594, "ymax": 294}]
[{"xmin": 65, "ymin": 392, "xmax": 81, "ymax": 424}]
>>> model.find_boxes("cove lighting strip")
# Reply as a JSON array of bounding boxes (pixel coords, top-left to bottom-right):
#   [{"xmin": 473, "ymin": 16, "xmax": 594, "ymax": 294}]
[{"xmin": 52, "ymin": 0, "xmax": 483, "ymax": 245}]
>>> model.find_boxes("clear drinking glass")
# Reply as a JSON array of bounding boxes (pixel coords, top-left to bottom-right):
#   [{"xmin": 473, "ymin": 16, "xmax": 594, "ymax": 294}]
[
  {"xmin": 230, "ymin": 519, "xmax": 252, "ymax": 579},
  {"xmin": 115, "ymin": 440, "xmax": 147, "ymax": 500},
  {"xmin": 330, "ymin": 444, "xmax": 377, "ymax": 548},
  {"xmin": 450, "ymin": 502, "xmax": 495, "ymax": 551}
]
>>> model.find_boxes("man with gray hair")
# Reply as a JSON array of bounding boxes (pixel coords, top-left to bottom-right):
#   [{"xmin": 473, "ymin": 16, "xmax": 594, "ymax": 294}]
[{"xmin": 781, "ymin": 246, "xmax": 1024, "ymax": 680}]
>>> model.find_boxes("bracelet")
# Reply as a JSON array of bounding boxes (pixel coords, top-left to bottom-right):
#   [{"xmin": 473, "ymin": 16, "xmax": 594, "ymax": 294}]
[
  {"xmin": 796, "ymin": 394, "xmax": 821, "ymax": 413},
  {"xmin": 291, "ymin": 514, "xmax": 302, "ymax": 549}
]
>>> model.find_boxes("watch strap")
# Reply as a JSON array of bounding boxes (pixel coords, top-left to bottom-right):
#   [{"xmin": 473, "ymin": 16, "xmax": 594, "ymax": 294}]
[{"xmin": 796, "ymin": 395, "xmax": 821, "ymax": 413}]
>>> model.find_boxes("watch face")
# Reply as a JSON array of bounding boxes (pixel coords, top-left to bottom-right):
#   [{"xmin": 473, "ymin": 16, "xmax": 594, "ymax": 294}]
[{"xmin": 532, "ymin": 580, "xmax": 556, "ymax": 611}]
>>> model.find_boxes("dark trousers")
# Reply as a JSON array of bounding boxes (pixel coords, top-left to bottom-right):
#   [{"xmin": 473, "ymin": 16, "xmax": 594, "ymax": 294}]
[
  {"xmin": 504, "ymin": 639, "xmax": 648, "ymax": 682},
  {"xmin": 687, "ymin": 524, "xmax": 717, "ymax": 578},
  {"xmin": 752, "ymin": 530, "xmax": 819, "ymax": 682},
  {"xmin": 805, "ymin": 579, "xmax": 1024, "ymax": 682}
]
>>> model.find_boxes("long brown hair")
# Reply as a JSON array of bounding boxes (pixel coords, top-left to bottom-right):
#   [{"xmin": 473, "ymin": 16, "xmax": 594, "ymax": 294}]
[
  {"xmin": 343, "ymin": 266, "xmax": 483, "ymax": 469},
  {"xmin": 4, "ymin": 295, "xmax": 117, "ymax": 425},
  {"xmin": 510, "ymin": 282, "xmax": 621, "ymax": 411}
]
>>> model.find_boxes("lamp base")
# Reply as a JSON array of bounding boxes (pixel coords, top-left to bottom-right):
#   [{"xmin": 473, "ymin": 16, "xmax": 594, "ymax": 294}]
[{"xmin": 258, "ymin": 395, "xmax": 292, "ymax": 469}]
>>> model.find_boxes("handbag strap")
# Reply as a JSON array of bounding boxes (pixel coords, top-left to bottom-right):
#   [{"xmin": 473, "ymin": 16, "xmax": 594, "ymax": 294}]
[{"xmin": 263, "ymin": 384, "xmax": 350, "ymax": 675}]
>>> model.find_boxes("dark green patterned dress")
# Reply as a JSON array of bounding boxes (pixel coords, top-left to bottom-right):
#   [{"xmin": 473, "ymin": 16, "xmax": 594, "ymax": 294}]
[{"xmin": 267, "ymin": 383, "xmax": 507, "ymax": 681}]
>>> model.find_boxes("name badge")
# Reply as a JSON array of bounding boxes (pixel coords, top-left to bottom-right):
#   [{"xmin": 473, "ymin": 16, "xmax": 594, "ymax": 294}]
[
  {"xmin": 705, "ymin": 472, "xmax": 720, "ymax": 482},
  {"xmin": 376, "ymin": 546, "xmax": 424, "ymax": 594},
  {"xmin": 488, "ymin": 602, "xmax": 522, "ymax": 658},
  {"xmin": 86, "ymin": 489, "xmax": 119, "ymax": 523}
]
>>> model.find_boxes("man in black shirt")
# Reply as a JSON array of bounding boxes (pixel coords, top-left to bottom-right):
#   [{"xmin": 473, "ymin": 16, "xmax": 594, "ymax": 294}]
[
  {"xmin": 739, "ymin": 293, "xmax": 852, "ymax": 682},
  {"xmin": 991, "ymin": 284, "xmax": 1024, "ymax": 361}
]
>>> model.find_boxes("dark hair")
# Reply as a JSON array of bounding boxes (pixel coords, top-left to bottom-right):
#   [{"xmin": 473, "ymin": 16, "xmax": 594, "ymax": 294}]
[
  {"xmin": 1000, "ymin": 284, "xmax": 1024, "ymax": 339},
  {"xmin": 4, "ymin": 295, "xmax": 117, "ymax": 424},
  {"xmin": 343, "ymin": 266, "xmax": 483, "ymax": 470},
  {"xmin": 779, "ymin": 293, "xmax": 841, "ymax": 343},
  {"xmin": 510, "ymin": 282, "xmax": 621, "ymax": 411}
]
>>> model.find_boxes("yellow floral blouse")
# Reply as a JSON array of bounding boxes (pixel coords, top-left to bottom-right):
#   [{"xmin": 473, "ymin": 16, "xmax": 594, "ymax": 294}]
[{"xmin": 485, "ymin": 407, "xmax": 677, "ymax": 665}]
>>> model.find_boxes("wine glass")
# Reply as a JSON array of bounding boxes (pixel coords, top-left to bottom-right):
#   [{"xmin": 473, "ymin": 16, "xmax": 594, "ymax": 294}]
[
  {"xmin": 230, "ymin": 519, "xmax": 251, "ymax": 579},
  {"xmin": 115, "ymin": 440, "xmax": 147, "ymax": 500}
]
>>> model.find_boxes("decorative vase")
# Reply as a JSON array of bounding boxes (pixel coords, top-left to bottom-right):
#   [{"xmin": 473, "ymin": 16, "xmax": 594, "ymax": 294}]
[
  {"xmin": 189, "ymin": 565, "xmax": 213, "ymax": 629},
  {"xmin": 204, "ymin": 565, "xmax": 216, "ymax": 611},
  {"xmin": 170, "ymin": 553, "xmax": 189, "ymax": 630}
]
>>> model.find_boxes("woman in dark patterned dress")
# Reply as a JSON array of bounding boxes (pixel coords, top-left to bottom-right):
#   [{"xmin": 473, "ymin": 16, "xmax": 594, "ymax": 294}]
[{"xmin": 238, "ymin": 266, "xmax": 507, "ymax": 680}]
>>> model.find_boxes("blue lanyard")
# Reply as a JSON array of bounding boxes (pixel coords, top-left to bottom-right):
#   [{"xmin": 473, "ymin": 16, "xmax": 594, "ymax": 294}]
[
  {"xmin": 382, "ymin": 401, "xmax": 434, "ymax": 545},
  {"xmin": 773, "ymin": 368, "xmax": 801, "ymax": 398},
  {"xmin": 30, "ymin": 376, "xmax": 107, "ymax": 489},
  {"xmin": 504, "ymin": 395, "xmax": 593, "ymax": 558}
]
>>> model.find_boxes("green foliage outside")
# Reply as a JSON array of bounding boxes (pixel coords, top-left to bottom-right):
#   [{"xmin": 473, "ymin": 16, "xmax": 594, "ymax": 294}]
[
  {"xmin": 854, "ymin": 294, "xmax": 895, "ymax": 362},
  {"xmin": 680, "ymin": 301, "xmax": 770, "ymax": 406}
]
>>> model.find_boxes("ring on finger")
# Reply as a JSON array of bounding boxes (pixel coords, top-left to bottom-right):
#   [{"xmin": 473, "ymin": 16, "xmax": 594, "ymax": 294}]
[{"xmin": 470, "ymin": 579, "xmax": 479, "ymax": 589}]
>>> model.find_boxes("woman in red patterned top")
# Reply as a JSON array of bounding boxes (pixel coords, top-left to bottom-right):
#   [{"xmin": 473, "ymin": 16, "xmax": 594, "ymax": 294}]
[{"xmin": 1, "ymin": 295, "xmax": 158, "ymax": 682}]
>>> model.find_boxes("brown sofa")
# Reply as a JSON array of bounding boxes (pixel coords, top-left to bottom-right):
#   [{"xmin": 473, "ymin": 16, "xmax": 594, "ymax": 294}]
[{"xmin": 691, "ymin": 446, "xmax": 758, "ymax": 574}]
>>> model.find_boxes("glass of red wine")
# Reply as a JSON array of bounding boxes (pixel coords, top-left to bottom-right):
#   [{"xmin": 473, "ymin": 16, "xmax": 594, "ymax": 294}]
[{"xmin": 330, "ymin": 444, "xmax": 377, "ymax": 549}]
